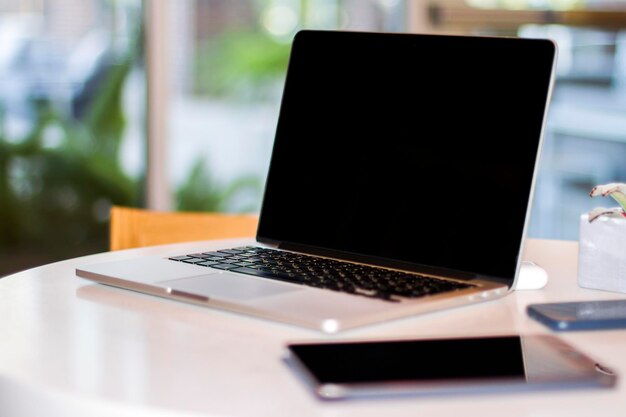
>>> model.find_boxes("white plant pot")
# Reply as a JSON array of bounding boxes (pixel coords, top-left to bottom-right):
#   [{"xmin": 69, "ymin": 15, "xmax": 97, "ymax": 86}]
[{"xmin": 578, "ymin": 213, "xmax": 626, "ymax": 293}]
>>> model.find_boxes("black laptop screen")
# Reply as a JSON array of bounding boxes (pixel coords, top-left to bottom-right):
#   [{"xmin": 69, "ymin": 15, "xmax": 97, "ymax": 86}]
[{"xmin": 258, "ymin": 30, "xmax": 555, "ymax": 281}]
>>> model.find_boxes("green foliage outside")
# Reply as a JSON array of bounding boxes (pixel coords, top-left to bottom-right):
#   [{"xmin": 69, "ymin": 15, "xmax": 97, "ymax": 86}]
[
  {"xmin": 176, "ymin": 158, "xmax": 262, "ymax": 213},
  {"xmin": 0, "ymin": 15, "xmax": 292, "ymax": 276},
  {"xmin": 0, "ymin": 39, "xmax": 140, "ymax": 275},
  {"xmin": 178, "ymin": 29, "xmax": 292, "ymax": 214},
  {"xmin": 194, "ymin": 31, "xmax": 291, "ymax": 100}
]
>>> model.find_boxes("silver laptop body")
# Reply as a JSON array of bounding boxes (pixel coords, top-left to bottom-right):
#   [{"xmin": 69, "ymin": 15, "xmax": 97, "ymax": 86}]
[{"xmin": 77, "ymin": 30, "xmax": 557, "ymax": 333}]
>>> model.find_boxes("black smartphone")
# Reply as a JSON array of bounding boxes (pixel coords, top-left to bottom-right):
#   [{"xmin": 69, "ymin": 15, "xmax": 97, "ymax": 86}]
[
  {"xmin": 285, "ymin": 335, "xmax": 615, "ymax": 399},
  {"xmin": 527, "ymin": 299, "xmax": 626, "ymax": 331}
]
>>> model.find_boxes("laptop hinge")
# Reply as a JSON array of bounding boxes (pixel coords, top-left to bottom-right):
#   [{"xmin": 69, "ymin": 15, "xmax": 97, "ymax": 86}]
[{"xmin": 271, "ymin": 241, "xmax": 480, "ymax": 282}]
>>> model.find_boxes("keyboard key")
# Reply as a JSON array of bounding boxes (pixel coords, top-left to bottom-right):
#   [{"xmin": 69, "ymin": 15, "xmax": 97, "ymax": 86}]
[
  {"xmin": 181, "ymin": 258, "xmax": 209, "ymax": 264},
  {"xmin": 187, "ymin": 253, "xmax": 212, "ymax": 258},
  {"xmin": 202, "ymin": 251, "xmax": 231, "ymax": 257},
  {"xmin": 233, "ymin": 262, "xmax": 256, "ymax": 267},
  {"xmin": 218, "ymin": 249, "xmax": 245, "ymax": 255},
  {"xmin": 197, "ymin": 261, "xmax": 219, "ymax": 267},
  {"xmin": 169, "ymin": 256, "xmax": 192, "ymax": 261}
]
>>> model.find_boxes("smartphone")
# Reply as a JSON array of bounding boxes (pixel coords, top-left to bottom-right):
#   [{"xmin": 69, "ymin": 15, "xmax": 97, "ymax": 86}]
[
  {"xmin": 285, "ymin": 335, "xmax": 615, "ymax": 400},
  {"xmin": 527, "ymin": 299, "xmax": 626, "ymax": 331}
]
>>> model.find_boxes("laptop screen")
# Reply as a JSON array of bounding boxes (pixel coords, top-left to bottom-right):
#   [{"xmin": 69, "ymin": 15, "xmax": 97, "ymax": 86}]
[{"xmin": 258, "ymin": 30, "xmax": 556, "ymax": 281}]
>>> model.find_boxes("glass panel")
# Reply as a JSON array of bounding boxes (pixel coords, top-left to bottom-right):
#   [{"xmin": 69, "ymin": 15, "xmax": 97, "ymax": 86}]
[
  {"xmin": 0, "ymin": 0, "xmax": 145, "ymax": 276},
  {"xmin": 524, "ymin": 24, "xmax": 626, "ymax": 239},
  {"xmin": 168, "ymin": 0, "xmax": 405, "ymax": 213}
]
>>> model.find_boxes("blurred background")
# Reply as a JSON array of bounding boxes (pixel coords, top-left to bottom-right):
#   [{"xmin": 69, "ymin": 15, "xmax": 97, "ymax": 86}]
[{"xmin": 1, "ymin": 0, "xmax": 625, "ymax": 276}]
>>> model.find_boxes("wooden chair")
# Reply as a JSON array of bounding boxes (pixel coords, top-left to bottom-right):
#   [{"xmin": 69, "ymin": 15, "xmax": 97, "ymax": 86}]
[{"xmin": 109, "ymin": 206, "xmax": 259, "ymax": 251}]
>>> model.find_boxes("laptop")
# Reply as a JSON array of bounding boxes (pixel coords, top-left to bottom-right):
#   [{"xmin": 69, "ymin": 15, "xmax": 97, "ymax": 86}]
[{"xmin": 76, "ymin": 30, "xmax": 557, "ymax": 333}]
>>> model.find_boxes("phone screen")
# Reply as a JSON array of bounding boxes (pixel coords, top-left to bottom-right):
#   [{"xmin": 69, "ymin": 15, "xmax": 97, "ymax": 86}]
[
  {"xmin": 286, "ymin": 335, "xmax": 615, "ymax": 399},
  {"xmin": 289, "ymin": 336, "xmax": 524, "ymax": 384}
]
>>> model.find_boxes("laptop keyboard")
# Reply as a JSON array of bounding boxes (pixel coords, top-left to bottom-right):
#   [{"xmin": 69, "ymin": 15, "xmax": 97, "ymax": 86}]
[{"xmin": 168, "ymin": 246, "xmax": 475, "ymax": 302}]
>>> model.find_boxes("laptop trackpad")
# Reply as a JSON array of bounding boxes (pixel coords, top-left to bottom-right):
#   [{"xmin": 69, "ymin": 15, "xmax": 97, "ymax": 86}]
[{"xmin": 159, "ymin": 272, "xmax": 302, "ymax": 301}]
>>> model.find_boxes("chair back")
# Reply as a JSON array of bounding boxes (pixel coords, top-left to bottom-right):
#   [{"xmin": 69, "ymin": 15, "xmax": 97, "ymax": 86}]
[{"xmin": 110, "ymin": 206, "xmax": 258, "ymax": 250}]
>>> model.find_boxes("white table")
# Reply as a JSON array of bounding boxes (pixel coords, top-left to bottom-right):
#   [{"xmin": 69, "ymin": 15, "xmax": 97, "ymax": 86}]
[{"xmin": 1, "ymin": 238, "xmax": 625, "ymax": 417}]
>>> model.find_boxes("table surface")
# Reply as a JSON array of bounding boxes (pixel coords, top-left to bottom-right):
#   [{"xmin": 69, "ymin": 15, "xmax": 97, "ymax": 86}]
[{"xmin": 1, "ymin": 238, "xmax": 625, "ymax": 417}]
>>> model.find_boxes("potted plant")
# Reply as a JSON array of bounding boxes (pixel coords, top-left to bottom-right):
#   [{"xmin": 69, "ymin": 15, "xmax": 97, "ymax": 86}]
[{"xmin": 579, "ymin": 183, "xmax": 626, "ymax": 293}]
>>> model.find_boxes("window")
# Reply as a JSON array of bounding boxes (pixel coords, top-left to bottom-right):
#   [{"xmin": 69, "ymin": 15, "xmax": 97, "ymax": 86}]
[
  {"xmin": 160, "ymin": 0, "xmax": 406, "ymax": 213},
  {"xmin": 0, "ymin": 0, "xmax": 145, "ymax": 275},
  {"xmin": 5, "ymin": 0, "xmax": 619, "ymax": 276}
]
